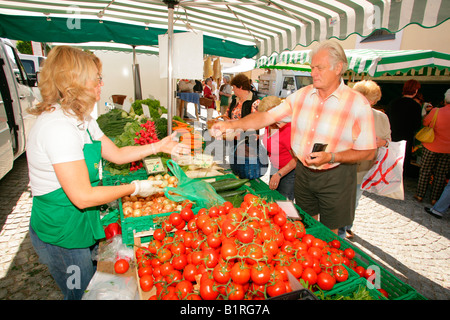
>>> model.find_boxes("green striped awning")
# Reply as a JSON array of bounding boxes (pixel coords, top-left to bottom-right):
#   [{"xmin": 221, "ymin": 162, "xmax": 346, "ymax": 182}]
[
  {"xmin": 0, "ymin": 0, "xmax": 449, "ymax": 59},
  {"xmin": 257, "ymin": 49, "xmax": 450, "ymax": 77}
]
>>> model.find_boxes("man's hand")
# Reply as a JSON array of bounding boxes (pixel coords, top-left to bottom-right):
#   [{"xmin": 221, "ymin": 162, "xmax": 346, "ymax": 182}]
[{"xmin": 304, "ymin": 151, "xmax": 332, "ymax": 167}]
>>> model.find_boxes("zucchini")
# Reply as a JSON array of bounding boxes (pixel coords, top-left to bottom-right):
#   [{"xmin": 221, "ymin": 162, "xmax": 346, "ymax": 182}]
[
  {"xmin": 218, "ymin": 189, "xmax": 247, "ymax": 198},
  {"xmin": 211, "ymin": 178, "xmax": 250, "ymax": 193}
]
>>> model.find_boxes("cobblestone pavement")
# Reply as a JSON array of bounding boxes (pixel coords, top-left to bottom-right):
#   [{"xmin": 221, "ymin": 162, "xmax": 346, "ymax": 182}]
[{"xmin": 0, "ymin": 108, "xmax": 449, "ymax": 300}]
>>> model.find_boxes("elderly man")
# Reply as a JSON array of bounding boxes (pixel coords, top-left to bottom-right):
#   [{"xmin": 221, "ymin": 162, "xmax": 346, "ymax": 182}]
[{"xmin": 211, "ymin": 40, "xmax": 377, "ymax": 234}]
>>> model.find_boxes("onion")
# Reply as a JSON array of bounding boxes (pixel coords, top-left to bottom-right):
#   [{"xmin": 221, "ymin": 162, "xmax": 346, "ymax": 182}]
[
  {"xmin": 123, "ymin": 206, "xmax": 133, "ymax": 217},
  {"xmin": 163, "ymin": 173, "xmax": 171, "ymax": 180},
  {"xmin": 168, "ymin": 176, "xmax": 178, "ymax": 185},
  {"xmin": 132, "ymin": 209, "xmax": 142, "ymax": 217},
  {"xmin": 132, "ymin": 201, "xmax": 143, "ymax": 209}
]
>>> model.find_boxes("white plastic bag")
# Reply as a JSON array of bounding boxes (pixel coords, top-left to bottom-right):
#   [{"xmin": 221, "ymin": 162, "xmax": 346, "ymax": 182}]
[
  {"xmin": 82, "ymin": 271, "xmax": 139, "ymax": 300},
  {"xmin": 93, "ymin": 235, "xmax": 134, "ymax": 263},
  {"xmin": 361, "ymin": 140, "xmax": 406, "ymax": 200}
]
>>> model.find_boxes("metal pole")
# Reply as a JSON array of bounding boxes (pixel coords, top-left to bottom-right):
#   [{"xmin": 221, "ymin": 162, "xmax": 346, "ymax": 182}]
[{"xmin": 167, "ymin": 5, "xmax": 174, "ymax": 135}]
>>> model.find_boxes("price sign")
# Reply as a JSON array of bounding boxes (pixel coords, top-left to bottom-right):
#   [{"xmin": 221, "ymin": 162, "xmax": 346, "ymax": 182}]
[{"xmin": 143, "ymin": 156, "xmax": 165, "ymax": 174}]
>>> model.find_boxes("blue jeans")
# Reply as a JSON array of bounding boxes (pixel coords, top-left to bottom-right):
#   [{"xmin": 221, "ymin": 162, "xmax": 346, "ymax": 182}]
[
  {"xmin": 432, "ymin": 179, "xmax": 450, "ymax": 215},
  {"xmin": 29, "ymin": 226, "xmax": 96, "ymax": 300}
]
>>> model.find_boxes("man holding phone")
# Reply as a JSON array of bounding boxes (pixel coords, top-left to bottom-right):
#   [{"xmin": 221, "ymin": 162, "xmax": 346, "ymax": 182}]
[{"xmin": 212, "ymin": 40, "xmax": 377, "ymax": 234}]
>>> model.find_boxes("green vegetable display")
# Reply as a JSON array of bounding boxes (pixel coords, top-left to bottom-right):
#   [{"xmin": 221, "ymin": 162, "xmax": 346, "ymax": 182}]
[{"xmin": 132, "ymin": 98, "xmax": 167, "ymax": 119}]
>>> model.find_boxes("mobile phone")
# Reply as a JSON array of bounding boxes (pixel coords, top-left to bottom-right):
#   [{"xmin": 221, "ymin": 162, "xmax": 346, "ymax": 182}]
[{"xmin": 311, "ymin": 143, "xmax": 328, "ymax": 159}]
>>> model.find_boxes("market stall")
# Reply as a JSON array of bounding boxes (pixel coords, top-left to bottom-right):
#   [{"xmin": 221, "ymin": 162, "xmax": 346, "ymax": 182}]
[{"xmin": 80, "ymin": 103, "xmax": 428, "ymax": 301}]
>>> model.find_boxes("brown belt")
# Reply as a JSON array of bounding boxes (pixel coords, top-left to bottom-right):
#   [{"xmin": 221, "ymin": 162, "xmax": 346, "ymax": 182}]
[{"xmin": 304, "ymin": 164, "xmax": 340, "ymax": 173}]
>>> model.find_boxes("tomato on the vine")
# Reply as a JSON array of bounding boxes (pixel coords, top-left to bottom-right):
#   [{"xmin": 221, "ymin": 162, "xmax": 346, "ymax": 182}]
[
  {"xmin": 139, "ymin": 274, "xmax": 154, "ymax": 292},
  {"xmin": 266, "ymin": 280, "xmax": 286, "ymax": 297},
  {"xmin": 344, "ymin": 248, "xmax": 355, "ymax": 260},
  {"xmin": 301, "ymin": 267, "xmax": 318, "ymax": 285},
  {"xmin": 333, "ymin": 265, "xmax": 349, "ymax": 282},
  {"xmin": 316, "ymin": 272, "xmax": 336, "ymax": 291},
  {"xmin": 250, "ymin": 262, "xmax": 271, "ymax": 285},
  {"xmin": 230, "ymin": 263, "xmax": 251, "ymax": 285}
]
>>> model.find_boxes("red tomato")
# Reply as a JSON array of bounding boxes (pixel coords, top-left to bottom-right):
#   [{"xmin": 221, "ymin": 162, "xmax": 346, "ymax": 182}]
[
  {"xmin": 223, "ymin": 201, "xmax": 233, "ymax": 214},
  {"xmin": 114, "ymin": 259, "xmax": 129, "ymax": 274},
  {"xmin": 266, "ymin": 280, "xmax": 286, "ymax": 297},
  {"xmin": 183, "ymin": 263, "xmax": 198, "ymax": 282},
  {"xmin": 288, "ymin": 261, "xmax": 303, "ymax": 279},
  {"xmin": 206, "ymin": 233, "xmax": 222, "ymax": 248},
  {"xmin": 330, "ymin": 239, "xmax": 341, "ymax": 249},
  {"xmin": 344, "ymin": 248, "xmax": 356, "ymax": 260},
  {"xmin": 317, "ymin": 272, "xmax": 336, "ymax": 291},
  {"xmin": 230, "ymin": 263, "xmax": 251, "ymax": 285},
  {"xmin": 187, "ymin": 219, "xmax": 197, "ymax": 232},
  {"xmin": 308, "ymin": 246, "xmax": 323, "ymax": 260},
  {"xmin": 180, "ymin": 207, "xmax": 194, "ymax": 221},
  {"xmin": 175, "ymin": 280, "xmax": 193, "ymax": 299},
  {"xmin": 139, "ymin": 274, "xmax": 154, "ymax": 292},
  {"xmin": 172, "ymin": 254, "xmax": 187, "ymax": 271},
  {"xmin": 203, "ymin": 248, "xmax": 219, "ymax": 268},
  {"xmin": 213, "ymin": 263, "xmax": 231, "ymax": 284},
  {"xmin": 378, "ymin": 288, "xmax": 389, "ymax": 298},
  {"xmin": 199, "ymin": 277, "xmax": 219, "ymax": 300},
  {"xmin": 250, "ymin": 262, "xmax": 271, "ymax": 285},
  {"xmin": 301, "ymin": 267, "xmax": 318, "ymax": 285},
  {"xmin": 226, "ymin": 282, "xmax": 246, "ymax": 300},
  {"xmin": 302, "ymin": 234, "xmax": 315, "ymax": 248},
  {"xmin": 354, "ymin": 266, "xmax": 366, "ymax": 277},
  {"xmin": 169, "ymin": 212, "xmax": 183, "ymax": 226},
  {"xmin": 138, "ymin": 266, "xmax": 153, "ymax": 278},
  {"xmin": 236, "ymin": 226, "xmax": 255, "ymax": 244},
  {"xmin": 153, "ymin": 228, "xmax": 166, "ymax": 241},
  {"xmin": 364, "ymin": 267, "xmax": 376, "ymax": 280},
  {"xmin": 221, "ymin": 241, "xmax": 238, "ymax": 261},
  {"xmin": 333, "ymin": 265, "xmax": 349, "ymax": 282},
  {"xmin": 273, "ymin": 212, "xmax": 287, "ymax": 226}
]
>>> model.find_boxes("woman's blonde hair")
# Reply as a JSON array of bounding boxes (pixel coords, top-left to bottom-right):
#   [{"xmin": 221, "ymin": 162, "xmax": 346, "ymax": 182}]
[
  {"xmin": 352, "ymin": 80, "xmax": 382, "ymax": 105},
  {"xmin": 29, "ymin": 46, "xmax": 102, "ymax": 121}
]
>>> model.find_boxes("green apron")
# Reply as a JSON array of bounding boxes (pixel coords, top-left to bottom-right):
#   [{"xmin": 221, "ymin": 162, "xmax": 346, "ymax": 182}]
[{"xmin": 30, "ymin": 129, "xmax": 105, "ymax": 249}]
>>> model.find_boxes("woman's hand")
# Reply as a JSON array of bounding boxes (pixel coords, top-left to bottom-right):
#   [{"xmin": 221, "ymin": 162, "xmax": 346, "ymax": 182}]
[{"xmin": 269, "ymin": 174, "xmax": 281, "ymax": 190}]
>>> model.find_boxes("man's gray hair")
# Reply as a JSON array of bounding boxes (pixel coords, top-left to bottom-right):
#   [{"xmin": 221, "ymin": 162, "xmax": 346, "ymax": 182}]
[
  {"xmin": 311, "ymin": 40, "xmax": 348, "ymax": 76},
  {"xmin": 445, "ymin": 88, "xmax": 450, "ymax": 103}
]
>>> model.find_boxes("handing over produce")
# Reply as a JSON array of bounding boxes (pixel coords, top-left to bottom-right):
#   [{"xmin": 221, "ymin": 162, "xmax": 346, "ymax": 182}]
[{"xmin": 25, "ymin": 46, "xmax": 189, "ymax": 300}]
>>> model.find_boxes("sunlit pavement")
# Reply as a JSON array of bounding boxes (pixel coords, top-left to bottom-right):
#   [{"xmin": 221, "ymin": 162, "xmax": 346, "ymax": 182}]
[{"xmin": 0, "ymin": 103, "xmax": 448, "ymax": 300}]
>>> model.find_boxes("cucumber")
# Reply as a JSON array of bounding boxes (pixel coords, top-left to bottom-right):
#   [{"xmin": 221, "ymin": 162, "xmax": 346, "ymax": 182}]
[
  {"xmin": 218, "ymin": 189, "xmax": 247, "ymax": 198},
  {"xmin": 211, "ymin": 178, "xmax": 250, "ymax": 193}
]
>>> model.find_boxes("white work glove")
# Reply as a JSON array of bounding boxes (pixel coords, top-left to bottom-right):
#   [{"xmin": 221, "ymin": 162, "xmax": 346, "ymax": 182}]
[{"xmin": 130, "ymin": 180, "xmax": 167, "ymax": 197}]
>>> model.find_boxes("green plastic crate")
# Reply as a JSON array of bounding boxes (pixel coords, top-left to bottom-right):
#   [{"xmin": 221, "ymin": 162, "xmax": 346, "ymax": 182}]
[
  {"xmin": 102, "ymin": 168, "xmax": 148, "ymax": 186},
  {"xmin": 248, "ymin": 178, "xmax": 272, "ymax": 194},
  {"xmin": 401, "ymin": 291, "xmax": 428, "ymax": 300},
  {"xmin": 306, "ymin": 227, "xmax": 420, "ymax": 300},
  {"xmin": 318, "ymin": 278, "xmax": 387, "ymax": 300}
]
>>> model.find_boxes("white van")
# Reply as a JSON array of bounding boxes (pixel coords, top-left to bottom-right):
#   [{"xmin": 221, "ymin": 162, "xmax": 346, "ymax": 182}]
[
  {"xmin": 0, "ymin": 38, "xmax": 37, "ymax": 180},
  {"xmin": 258, "ymin": 69, "xmax": 313, "ymax": 98},
  {"xmin": 19, "ymin": 53, "xmax": 46, "ymax": 87}
]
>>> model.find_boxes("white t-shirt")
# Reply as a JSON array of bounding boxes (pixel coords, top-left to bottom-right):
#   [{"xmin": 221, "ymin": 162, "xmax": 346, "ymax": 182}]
[{"xmin": 26, "ymin": 105, "xmax": 104, "ymax": 196}]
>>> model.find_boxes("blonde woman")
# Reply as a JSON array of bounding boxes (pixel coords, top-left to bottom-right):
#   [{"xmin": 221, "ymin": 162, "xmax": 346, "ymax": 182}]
[
  {"xmin": 26, "ymin": 46, "xmax": 189, "ymax": 299},
  {"xmin": 340, "ymin": 80, "xmax": 391, "ymax": 239}
]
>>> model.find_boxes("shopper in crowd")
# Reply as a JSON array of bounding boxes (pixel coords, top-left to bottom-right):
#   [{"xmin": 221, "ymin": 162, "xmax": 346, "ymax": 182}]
[
  {"xmin": 387, "ymin": 79, "xmax": 422, "ymax": 177},
  {"xmin": 414, "ymin": 89, "xmax": 450, "ymax": 205},
  {"xmin": 219, "ymin": 75, "xmax": 232, "ymax": 116},
  {"xmin": 259, "ymin": 96, "xmax": 297, "ymax": 200},
  {"xmin": 424, "ymin": 179, "xmax": 450, "ymax": 219},
  {"xmin": 227, "ymin": 73, "xmax": 259, "ymax": 120},
  {"xmin": 339, "ymin": 80, "xmax": 391, "ymax": 239},
  {"xmin": 203, "ymin": 77, "xmax": 217, "ymax": 122},
  {"xmin": 212, "ymin": 40, "xmax": 377, "ymax": 234},
  {"xmin": 26, "ymin": 46, "xmax": 189, "ymax": 300}
]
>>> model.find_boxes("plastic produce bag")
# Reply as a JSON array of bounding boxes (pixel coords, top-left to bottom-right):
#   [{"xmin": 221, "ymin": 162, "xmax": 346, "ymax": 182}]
[
  {"xmin": 92, "ymin": 235, "xmax": 134, "ymax": 263},
  {"xmin": 82, "ymin": 271, "xmax": 139, "ymax": 300},
  {"xmin": 164, "ymin": 159, "xmax": 225, "ymax": 208},
  {"xmin": 361, "ymin": 140, "xmax": 406, "ymax": 200}
]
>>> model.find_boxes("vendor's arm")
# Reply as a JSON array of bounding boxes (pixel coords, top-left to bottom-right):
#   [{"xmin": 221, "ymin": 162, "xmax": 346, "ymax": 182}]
[
  {"xmin": 100, "ymin": 132, "xmax": 189, "ymax": 165},
  {"xmin": 53, "ymin": 160, "xmax": 135, "ymax": 209}
]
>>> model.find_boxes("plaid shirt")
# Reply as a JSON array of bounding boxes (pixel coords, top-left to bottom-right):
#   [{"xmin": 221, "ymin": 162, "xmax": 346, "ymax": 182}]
[{"xmin": 268, "ymin": 81, "xmax": 376, "ymax": 170}]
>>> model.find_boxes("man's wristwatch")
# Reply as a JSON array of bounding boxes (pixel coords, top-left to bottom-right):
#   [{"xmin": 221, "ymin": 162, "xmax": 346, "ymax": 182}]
[
  {"xmin": 329, "ymin": 152, "xmax": 335, "ymax": 164},
  {"xmin": 277, "ymin": 172, "xmax": 282, "ymax": 178}
]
